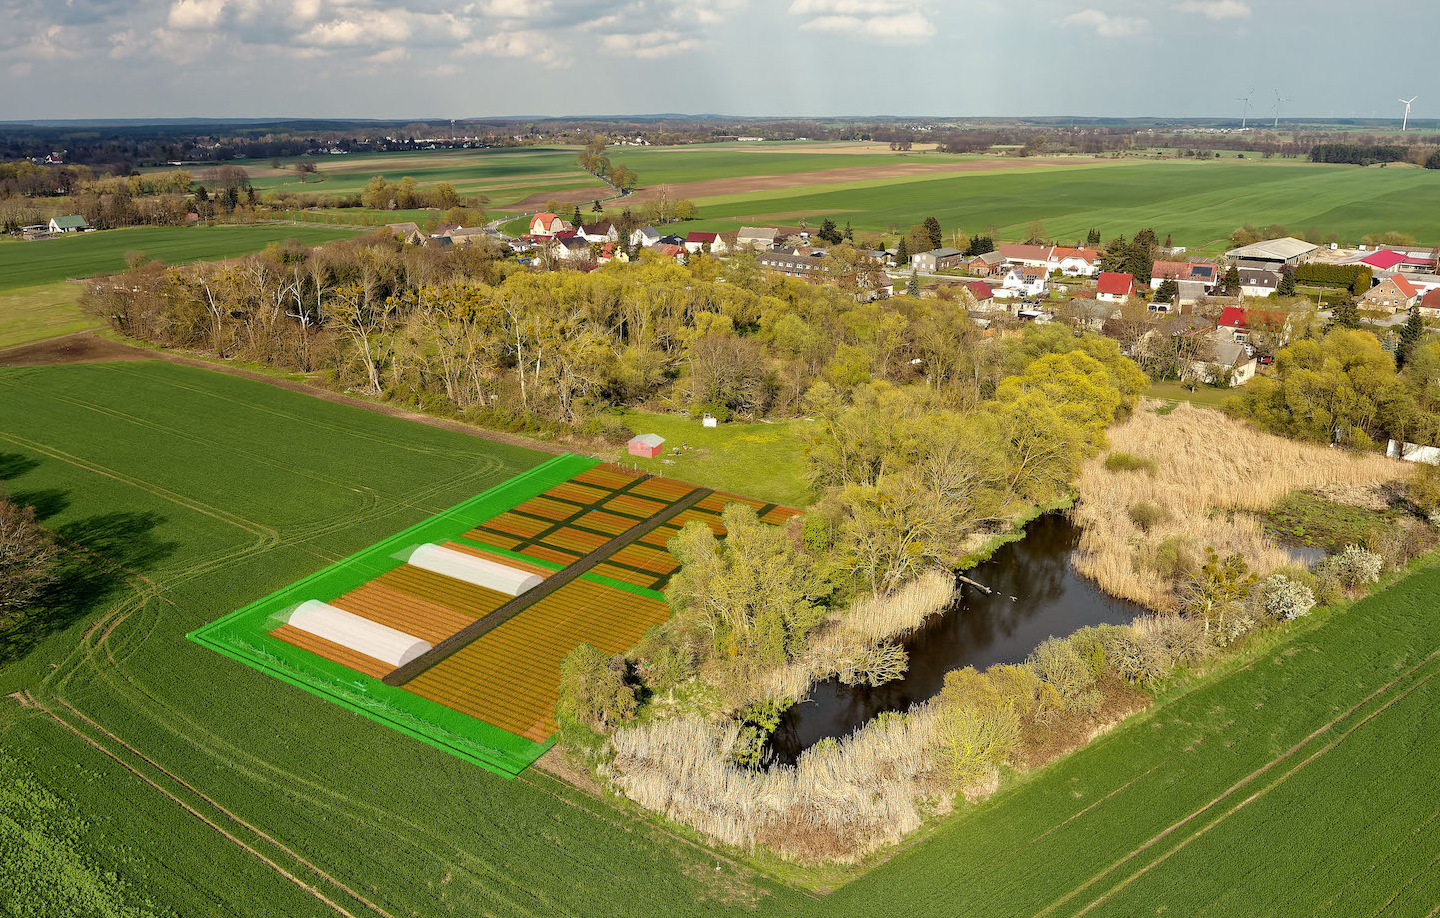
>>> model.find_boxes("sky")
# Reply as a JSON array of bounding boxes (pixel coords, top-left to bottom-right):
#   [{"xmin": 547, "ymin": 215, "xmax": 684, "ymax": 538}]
[{"xmin": 2, "ymin": 0, "xmax": 1437, "ymax": 122}]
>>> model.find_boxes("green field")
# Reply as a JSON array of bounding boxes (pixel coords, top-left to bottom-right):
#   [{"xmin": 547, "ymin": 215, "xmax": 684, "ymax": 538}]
[
  {"xmin": 0, "ymin": 282, "xmax": 97, "ymax": 348},
  {"xmin": 606, "ymin": 143, "xmax": 956, "ymax": 185},
  {"xmin": 0, "ymin": 224, "xmax": 365, "ymax": 291},
  {"xmin": 600, "ymin": 409, "xmax": 813, "ymax": 508},
  {"xmin": 3, "ymin": 359, "xmax": 1440, "ymax": 915},
  {"xmin": 671, "ymin": 159, "xmax": 1440, "ymax": 250}
]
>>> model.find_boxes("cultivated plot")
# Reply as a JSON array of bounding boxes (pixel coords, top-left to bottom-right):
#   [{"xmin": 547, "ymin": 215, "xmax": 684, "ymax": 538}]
[{"xmin": 190, "ymin": 455, "xmax": 799, "ymax": 772}]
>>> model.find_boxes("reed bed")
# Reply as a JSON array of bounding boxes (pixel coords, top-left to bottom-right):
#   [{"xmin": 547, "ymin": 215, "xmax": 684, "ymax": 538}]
[
  {"xmin": 1074, "ymin": 402, "xmax": 1405, "ymax": 610},
  {"xmin": 752, "ymin": 571, "xmax": 957, "ymax": 703},
  {"xmin": 609, "ymin": 704, "xmax": 947, "ymax": 862}
]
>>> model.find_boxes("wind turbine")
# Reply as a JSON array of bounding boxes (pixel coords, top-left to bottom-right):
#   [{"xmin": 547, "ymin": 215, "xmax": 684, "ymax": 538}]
[
  {"xmin": 1272, "ymin": 90, "xmax": 1292, "ymax": 129},
  {"xmin": 1400, "ymin": 96, "xmax": 1418, "ymax": 131},
  {"xmin": 1236, "ymin": 87, "xmax": 1254, "ymax": 129}
]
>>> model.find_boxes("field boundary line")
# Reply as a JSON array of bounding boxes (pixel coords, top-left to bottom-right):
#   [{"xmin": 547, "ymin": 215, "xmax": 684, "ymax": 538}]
[
  {"xmin": 1033, "ymin": 645, "xmax": 1440, "ymax": 918},
  {"xmin": 30, "ymin": 696, "xmax": 374, "ymax": 918}
]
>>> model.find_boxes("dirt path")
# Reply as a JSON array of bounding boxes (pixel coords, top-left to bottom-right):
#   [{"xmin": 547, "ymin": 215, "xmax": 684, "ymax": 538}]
[
  {"xmin": 0, "ymin": 331, "xmax": 572, "ymax": 457},
  {"xmin": 512, "ymin": 156, "xmax": 1114, "ymax": 209}
]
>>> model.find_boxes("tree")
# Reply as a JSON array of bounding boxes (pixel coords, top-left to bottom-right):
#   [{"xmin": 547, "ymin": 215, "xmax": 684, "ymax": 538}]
[
  {"xmin": 1163, "ymin": 233, "xmax": 1173, "ymax": 249},
  {"xmin": 923, "ymin": 216, "xmax": 943, "ymax": 251},
  {"xmin": 843, "ymin": 221, "xmax": 854, "ymax": 242},
  {"xmin": 817, "ymin": 218, "xmax": 842, "ymax": 245},
  {"xmin": 556, "ymin": 643, "xmax": 636, "ymax": 729},
  {"xmin": 1086, "ymin": 227, "xmax": 1101, "ymax": 247},
  {"xmin": 936, "ymin": 667, "xmax": 1021, "ymax": 789},
  {"xmin": 0, "ymin": 497, "xmax": 58, "ymax": 625},
  {"xmin": 896, "ymin": 237, "xmax": 910, "ymax": 266},
  {"xmin": 1023, "ymin": 221, "xmax": 1046, "ymax": 245},
  {"xmin": 1181, "ymin": 547, "xmax": 1258, "ymax": 642},
  {"xmin": 907, "ymin": 271, "xmax": 920, "ymax": 297},
  {"xmin": 1222, "ymin": 264, "xmax": 1241, "ymax": 296},
  {"xmin": 1397, "ymin": 306, "xmax": 1424, "ymax": 370},
  {"xmin": 1154, "ymin": 279, "xmax": 1179, "ymax": 305},
  {"xmin": 293, "ymin": 160, "xmax": 318, "ymax": 182},
  {"xmin": 592, "ymin": 199, "xmax": 603, "ymax": 213},
  {"xmin": 1277, "ymin": 265, "xmax": 1296, "ymax": 297},
  {"xmin": 1330, "ymin": 295, "xmax": 1360, "ymax": 330}
]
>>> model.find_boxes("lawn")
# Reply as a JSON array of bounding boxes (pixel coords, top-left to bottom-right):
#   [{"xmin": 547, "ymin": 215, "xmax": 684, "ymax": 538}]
[
  {"xmin": 1144, "ymin": 379, "xmax": 1238, "ymax": 408},
  {"xmin": 0, "ymin": 361, "xmax": 793, "ymax": 917},
  {"xmin": 600, "ymin": 408, "xmax": 814, "ymax": 508},
  {"xmin": 0, "ymin": 282, "xmax": 97, "ymax": 348},
  {"xmin": 671, "ymin": 158, "xmax": 1440, "ymax": 250},
  {"xmin": 0, "ymin": 224, "xmax": 365, "ymax": 291},
  {"xmin": 3, "ymin": 359, "xmax": 1440, "ymax": 916}
]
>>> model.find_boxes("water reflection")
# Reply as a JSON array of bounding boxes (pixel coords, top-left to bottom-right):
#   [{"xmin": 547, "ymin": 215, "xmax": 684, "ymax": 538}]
[{"xmin": 769, "ymin": 513, "xmax": 1146, "ymax": 764}]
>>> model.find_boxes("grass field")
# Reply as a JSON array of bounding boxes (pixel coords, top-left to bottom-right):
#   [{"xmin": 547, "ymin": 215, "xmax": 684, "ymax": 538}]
[
  {"xmin": 0, "ymin": 282, "xmax": 97, "ymax": 349},
  {"xmin": 0, "ymin": 224, "xmax": 365, "ymax": 291},
  {"xmin": 1144, "ymin": 379, "xmax": 1237, "ymax": 408},
  {"xmin": 2, "ymin": 359, "xmax": 1440, "ymax": 915},
  {"xmin": 670, "ymin": 158, "xmax": 1440, "ymax": 250},
  {"xmin": 600, "ymin": 409, "xmax": 814, "ymax": 508}
]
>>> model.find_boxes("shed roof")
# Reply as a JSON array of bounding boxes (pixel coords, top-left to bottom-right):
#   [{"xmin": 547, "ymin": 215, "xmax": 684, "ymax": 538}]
[
  {"xmin": 629, "ymin": 433, "xmax": 665, "ymax": 447},
  {"xmin": 1224, "ymin": 237, "xmax": 1319, "ymax": 261},
  {"xmin": 51, "ymin": 214, "xmax": 88, "ymax": 229}
]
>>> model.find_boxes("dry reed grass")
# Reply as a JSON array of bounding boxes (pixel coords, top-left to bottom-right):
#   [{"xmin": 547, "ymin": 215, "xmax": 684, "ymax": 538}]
[
  {"xmin": 751, "ymin": 571, "xmax": 956, "ymax": 703},
  {"xmin": 1074, "ymin": 402, "xmax": 1406, "ymax": 610},
  {"xmin": 608, "ymin": 704, "xmax": 948, "ymax": 862}
]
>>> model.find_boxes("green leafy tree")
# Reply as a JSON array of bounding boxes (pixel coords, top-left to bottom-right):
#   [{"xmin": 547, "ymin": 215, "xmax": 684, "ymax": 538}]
[
  {"xmin": 1330, "ymin": 296, "xmax": 1360, "ymax": 330},
  {"xmin": 1277, "ymin": 266, "xmax": 1297, "ymax": 297},
  {"xmin": 1182, "ymin": 547, "xmax": 1259, "ymax": 641},
  {"xmin": 1154, "ymin": 279, "xmax": 1179, "ymax": 304},
  {"xmin": 1086, "ymin": 227, "xmax": 1101, "ymax": 246},
  {"xmin": 936, "ymin": 667, "xmax": 1020, "ymax": 789}
]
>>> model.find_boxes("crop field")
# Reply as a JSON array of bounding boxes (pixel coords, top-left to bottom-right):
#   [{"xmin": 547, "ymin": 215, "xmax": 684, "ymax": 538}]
[
  {"xmin": 668, "ymin": 158, "xmax": 1440, "ymax": 250},
  {"xmin": 194, "ymin": 454, "xmax": 799, "ymax": 759},
  {"xmin": 0, "ymin": 224, "xmax": 364, "ymax": 290}
]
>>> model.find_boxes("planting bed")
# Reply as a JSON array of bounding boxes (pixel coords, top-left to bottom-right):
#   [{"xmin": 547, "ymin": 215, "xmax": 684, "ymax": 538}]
[{"xmin": 190, "ymin": 453, "xmax": 799, "ymax": 775}]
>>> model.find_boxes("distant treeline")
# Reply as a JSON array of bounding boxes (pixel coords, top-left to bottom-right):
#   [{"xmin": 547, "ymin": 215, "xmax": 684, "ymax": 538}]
[{"xmin": 1308, "ymin": 144, "xmax": 1411, "ymax": 166}]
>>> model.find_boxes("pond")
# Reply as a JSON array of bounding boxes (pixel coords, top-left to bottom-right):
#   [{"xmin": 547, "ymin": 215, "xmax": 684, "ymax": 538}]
[{"xmin": 768, "ymin": 512, "xmax": 1148, "ymax": 765}]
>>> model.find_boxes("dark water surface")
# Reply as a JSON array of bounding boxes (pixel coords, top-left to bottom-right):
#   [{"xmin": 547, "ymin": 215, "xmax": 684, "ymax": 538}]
[{"xmin": 769, "ymin": 513, "xmax": 1146, "ymax": 764}]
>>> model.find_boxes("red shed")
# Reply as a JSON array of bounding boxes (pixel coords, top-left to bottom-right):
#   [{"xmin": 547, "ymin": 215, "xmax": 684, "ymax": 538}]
[{"xmin": 627, "ymin": 433, "xmax": 665, "ymax": 459}]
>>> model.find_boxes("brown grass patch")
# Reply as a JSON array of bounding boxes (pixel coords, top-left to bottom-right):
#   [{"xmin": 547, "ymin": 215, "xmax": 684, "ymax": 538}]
[{"xmin": 1074, "ymin": 402, "xmax": 1406, "ymax": 610}]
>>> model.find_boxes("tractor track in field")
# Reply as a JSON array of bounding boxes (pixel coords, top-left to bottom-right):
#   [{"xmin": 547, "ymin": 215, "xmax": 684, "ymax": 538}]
[
  {"xmin": 25, "ymin": 692, "xmax": 396, "ymax": 918},
  {"xmin": 1035, "ymin": 645, "xmax": 1440, "ymax": 918}
]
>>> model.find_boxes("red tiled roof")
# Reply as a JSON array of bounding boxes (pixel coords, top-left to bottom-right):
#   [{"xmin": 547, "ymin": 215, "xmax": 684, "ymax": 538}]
[
  {"xmin": 1422, "ymin": 288, "xmax": 1440, "ymax": 308},
  {"xmin": 1152, "ymin": 260, "xmax": 1192, "ymax": 280},
  {"xmin": 653, "ymin": 243, "xmax": 684, "ymax": 257},
  {"xmin": 1392, "ymin": 274, "xmax": 1420, "ymax": 298},
  {"xmin": 998, "ymin": 243, "xmax": 1053, "ymax": 263},
  {"xmin": 686, "ymin": 231, "xmax": 719, "ymax": 244},
  {"xmin": 1217, "ymin": 306, "xmax": 1248, "ymax": 328},
  {"xmin": 1052, "ymin": 246, "xmax": 1098, "ymax": 264},
  {"xmin": 965, "ymin": 280, "xmax": 994, "ymax": 300},
  {"xmin": 1360, "ymin": 250, "xmax": 1407, "ymax": 270},
  {"xmin": 1096, "ymin": 272, "xmax": 1134, "ymax": 296}
]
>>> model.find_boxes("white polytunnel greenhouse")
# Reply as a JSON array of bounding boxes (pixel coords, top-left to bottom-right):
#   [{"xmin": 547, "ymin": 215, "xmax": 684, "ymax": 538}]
[
  {"xmin": 402, "ymin": 543, "xmax": 544, "ymax": 596},
  {"xmin": 285, "ymin": 600, "xmax": 432, "ymax": 667}
]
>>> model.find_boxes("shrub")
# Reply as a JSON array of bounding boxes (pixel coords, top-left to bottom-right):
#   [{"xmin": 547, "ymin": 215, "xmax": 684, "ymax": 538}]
[
  {"xmin": 838, "ymin": 640, "xmax": 909, "ymax": 687},
  {"xmin": 579, "ymin": 413, "xmax": 634, "ymax": 444},
  {"xmin": 1104, "ymin": 451, "xmax": 1158, "ymax": 475},
  {"xmin": 1255, "ymin": 573, "xmax": 1316, "ymax": 620},
  {"xmin": 936, "ymin": 667, "xmax": 1021, "ymax": 789},
  {"xmin": 556, "ymin": 643, "xmax": 637, "ymax": 730},
  {"xmin": 1128, "ymin": 501, "xmax": 1169, "ymax": 533},
  {"xmin": 1143, "ymin": 535, "xmax": 1200, "ymax": 582},
  {"xmin": 1317, "ymin": 544, "xmax": 1383, "ymax": 589},
  {"xmin": 1026, "ymin": 636, "xmax": 1099, "ymax": 712}
]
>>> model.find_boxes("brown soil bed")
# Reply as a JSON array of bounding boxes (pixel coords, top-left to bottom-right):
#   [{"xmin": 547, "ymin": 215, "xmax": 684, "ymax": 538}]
[
  {"xmin": 510, "ymin": 156, "xmax": 1111, "ymax": 209},
  {"xmin": 0, "ymin": 332, "xmax": 153, "ymax": 367}
]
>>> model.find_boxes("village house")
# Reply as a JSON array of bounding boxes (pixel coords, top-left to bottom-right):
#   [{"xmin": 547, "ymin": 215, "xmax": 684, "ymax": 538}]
[
  {"xmin": 651, "ymin": 243, "xmax": 686, "ymax": 260},
  {"xmin": 630, "ymin": 225, "xmax": 660, "ymax": 248},
  {"xmin": 528, "ymin": 212, "xmax": 571, "ymax": 237},
  {"xmin": 48, "ymin": 215, "xmax": 91, "ymax": 233},
  {"xmin": 1197, "ymin": 335, "xmax": 1258, "ymax": 387},
  {"xmin": 964, "ymin": 251, "xmax": 1005, "ymax": 276},
  {"xmin": 385, "ymin": 222, "xmax": 425, "ymax": 245},
  {"xmin": 757, "ymin": 251, "xmax": 823, "ymax": 281},
  {"xmin": 1419, "ymin": 289, "xmax": 1440, "ymax": 319},
  {"xmin": 1095, "ymin": 272, "xmax": 1135, "ymax": 302},
  {"xmin": 684, "ymin": 231, "xmax": 728, "ymax": 254},
  {"xmin": 963, "ymin": 279, "xmax": 996, "ymax": 309},
  {"xmin": 1216, "ymin": 305, "xmax": 1287, "ymax": 345},
  {"xmin": 1049, "ymin": 246, "xmax": 1101, "ymax": 277},
  {"xmin": 579, "ymin": 221, "xmax": 619, "ymax": 244},
  {"xmin": 998, "ymin": 265, "xmax": 1048, "ymax": 298},
  {"xmin": 997, "ymin": 243, "xmax": 1054, "ymax": 268},
  {"xmin": 910, "ymin": 247, "xmax": 966, "ymax": 273},
  {"xmin": 1151, "ymin": 260, "xmax": 1218, "ymax": 289},
  {"xmin": 735, "ymin": 226, "xmax": 779, "ymax": 251},
  {"xmin": 1358, "ymin": 274, "xmax": 1420, "ymax": 312},
  {"xmin": 1237, "ymin": 268, "xmax": 1281, "ymax": 298}
]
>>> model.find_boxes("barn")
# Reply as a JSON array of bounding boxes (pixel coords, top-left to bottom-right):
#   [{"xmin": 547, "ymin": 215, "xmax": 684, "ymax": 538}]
[{"xmin": 627, "ymin": 433, "xmax": 665, "ymax": 459}]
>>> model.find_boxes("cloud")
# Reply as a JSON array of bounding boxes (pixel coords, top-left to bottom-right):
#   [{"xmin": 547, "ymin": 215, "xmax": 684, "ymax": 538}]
[
  {"xmin": 1176, "ymin": 0, "xmax": 1251, "ymax": 19},
  {"xmin": 790, "ymin": 0, "xmax": 935, "ymax": 44},
  {"xmin": 461, "ymin": 29, "xmax": 565, "ymax": 67},
  {"xmin": 598, "ymin": 29, "xmax": 699, "ymax": 59},
  {"xmin": 1064, "ymin": 9, "xmax": 1149, "ymax": 38}
]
